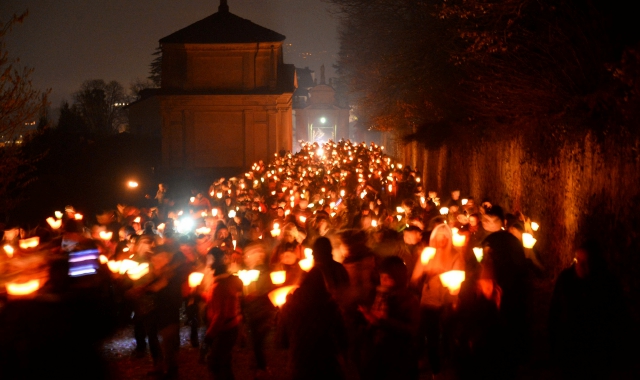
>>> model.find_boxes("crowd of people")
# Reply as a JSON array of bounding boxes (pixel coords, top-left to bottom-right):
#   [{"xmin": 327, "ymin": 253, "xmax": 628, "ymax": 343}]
[{"xmin": 0, "ymin": 140, "xmax": 631, "ymax": 379}]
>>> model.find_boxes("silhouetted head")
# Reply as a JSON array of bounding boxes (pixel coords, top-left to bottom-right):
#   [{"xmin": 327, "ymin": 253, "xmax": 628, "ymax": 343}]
[{"xmin": 312, "ymin": 237, "xmax": 333, "ymax": 264}]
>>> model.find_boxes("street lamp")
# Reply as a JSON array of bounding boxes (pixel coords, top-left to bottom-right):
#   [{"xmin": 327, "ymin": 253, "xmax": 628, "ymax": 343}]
[{"xmin": 127, "ymin": 181, "xmax": 139, "ymax": 188}]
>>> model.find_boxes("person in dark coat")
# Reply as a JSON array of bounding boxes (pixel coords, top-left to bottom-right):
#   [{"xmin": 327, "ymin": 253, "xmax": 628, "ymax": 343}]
[
  {"xmin": 548, "ymin": 240, "xmax": 631, "ymax": 379},
  {"xmin": 278, "ymin": 267, "xmax": 348, "ymax": 380},
  {"xmin": 312, "ymin": 237, "xmax": 350, "ymax": 304},
  {"xmin": 360, "ymin": 256, "xmax": 420, "ymax": 380}
]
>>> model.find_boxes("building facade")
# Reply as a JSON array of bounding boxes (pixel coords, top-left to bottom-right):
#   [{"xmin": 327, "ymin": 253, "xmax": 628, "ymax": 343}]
[{"xmin": 128, "ymin": 1, "xmax": 295, "ymax": 174}]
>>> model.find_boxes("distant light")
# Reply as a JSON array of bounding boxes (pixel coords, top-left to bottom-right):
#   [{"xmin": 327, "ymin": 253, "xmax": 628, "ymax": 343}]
[
  {"xmin": 320, "ymin": 117, "xmax": 326, "ymax": 124},
  {"xmin": 128, "ymin": 181, "xmax": 139, "ymax": 188}
]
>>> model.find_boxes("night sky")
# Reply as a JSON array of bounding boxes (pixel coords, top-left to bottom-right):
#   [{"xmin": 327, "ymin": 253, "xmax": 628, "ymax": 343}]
[{"xmin": 1, "ymin": 0, "xmax": 339, "ymax": 108}]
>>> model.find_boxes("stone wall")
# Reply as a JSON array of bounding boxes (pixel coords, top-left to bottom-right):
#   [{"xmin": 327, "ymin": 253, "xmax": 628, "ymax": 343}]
[{"xmin": 396, "ymin": 132, "xmax": 640, "ymax": 295}]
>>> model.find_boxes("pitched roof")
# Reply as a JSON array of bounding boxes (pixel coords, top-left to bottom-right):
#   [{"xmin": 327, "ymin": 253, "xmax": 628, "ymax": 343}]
[{"xmin": 159, "ymin": 9, "xmax": 286, "ymax": 44}]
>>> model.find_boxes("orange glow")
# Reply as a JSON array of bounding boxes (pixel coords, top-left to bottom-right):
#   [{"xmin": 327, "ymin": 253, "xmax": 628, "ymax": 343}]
[
  {"xmin": 439, "ymin": 270, "xmax": 466, "ymax": 295},
  {"xmin": 270, "ymin": 271, "xmax": 286, "ymax": 285},
  {"xmin": 134, "ymin": 216, "xmax": 141, "ymax": 223},
  {"xmin": 439, "ymin": 207, "xmax": 449, "ymax": 215},
  {"xmin": 74, "ymin": 213, "xmax": 83, "ymax": 220},
  {"xmin": 46, "ymin": 217, "xmax": 62, "ymax": 229},
  {"xmin": 522, "ymin": 233, "xmax": 537, "ymax": 248},
  {"xmin": 6, "ymin": 279, "xmax": 40, "ymax": 296},
  {"xmin": 473, "ymin": 247, "xmax": 483, "ymax": 262},
  {"xmin": 268, "ymin": 285, "xmax": 298, "ymax": 307},
  {"xmin": 189, "ymin": 272, "xmax": 205, "ymax": 287},
  {"xmin": 452, "ymin": 231, "xmax": 466, "ymax": 247},
  {"xmin": 128, "ymin": 181, "xmax": 139, "ymax": 188},
  {"xmin": 99, "ymin": 231, "xmax": 113, "ymax": 241},
  {"xmin": 107, "ymin": 260, "xmax": 121, "ymax": 273},
  {"xmin": 299, "ymin": 257, "xmax": 314, "ymax": 271},
  {"xmin": 531, "ymin": 222, "xmax": 540, "ymax": 231},
  {"xmin": 421, "ymin": 247, "xmax": 436, "ymax": 265},
  {"xmin": 127, "ymin": 263, "xmax": 149, "ymax": 281},
  {"xmin": 3, "ymin": 244, "xmax": 14, "ymax": 258},
  {"xmin": 19, "ymin": 237, "xmax": 40, "ymax": 249}
]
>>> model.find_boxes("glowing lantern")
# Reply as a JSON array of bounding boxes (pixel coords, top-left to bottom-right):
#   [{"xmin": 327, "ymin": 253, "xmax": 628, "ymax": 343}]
[
  {"xmin": 228, "ymin": 210, "xmax": 237, "ymax": 218},
  {"xmin": 99, "ymin": 231, "xmax": 113, "ymax": 241},
  {"xmin": 396, "ymin": 215, "xmax": 402, "ymax": 221},
  {"xmin": 6, "ymin": 279, "xmax": 40, "ymax": 296},
  {"xmin": 304, "ymin": 248, "xmax": 313, "ymax": 258},
  {"xmin": 128, "ymin": 181, "xmax": 139, "ymax": 188},
  {"xmin": 99, "ymin": 255, "xmax": 109, "ymax": 264},
  {"xmin": 421, "ymin": 247, "xmax": 437, "ymax": 265},
  {"xmin": 3, "ymin": 244, "xmax": 14, "ymax": 258},
  {"xmin": 119, "ymin": 259, "xmax": 138, "ymax": 275},
  {"xmin": 531, "ymin": 222, "xmax": 540, "ymax": 231},
  {"xmin": 107, "ymin": 260, "xmax": 121, "ymax": 273},
  {"xmin": 331, "ymin": 212, "xmax": 336, "ymax": 218},
  {"xmin": 232, "ymin": 240, "xmax": 237, "ymax": 250},
  {"xmin": 270, "ymin": 271, "xmax": 286, "ymax": 285},
  {"xmin": 54, "ymin": 211, "xmax": 63, "ymax": 219},
  {"xmin": 388, "ymin": 184, "xmax": 393, "ymax": 192},
  {"xmin": 439, "ymin": 207, "xmax": 449, "ymax": 215},
  {"xmin": 452, "ymin": 231, "xmax": 466, "ymax": 247},
  {"xmin": 157, "ymin": 223, "xmax": 166, "ymax": 232},
  {"xmin": 188, "ymin": 272, "xmax": 205, "ymax": 288},
  {"xmin": 439, "ymin": 270, "xmax": 465, "ymax": 295},
  {"xmin": 134, "ymin": 216, "xmax": 141, "ymax": 223},
  {"xmin": 238, "ymin": 270, "xmax": 260, "ymax": 286},
  {"xmin": 371, "ymin": 220, "xmax": 378, "ymax": 227},
  {"xmin": 360, "ymin": 191, "xmax": 367, "ymax": 199},
  {"xmin": 416, "ymin": 177, "xmax": 421, "ymax": 183},
  {"xmin": 396, "ymin": 206, "xmax": 404, "ymax": 213},
  {"xmin": 397, "ymin": 164, "xmax": 403, "ymax": 169},
  {"xmin": 340, "ymin": 190, "xmax": 345, "ymax": 197},
  {"xmin": 19, "ymin": 237, "xmax": 40, "ymax": 249},
  {"xmin": 299, "ymin": 216, "xmax": 307, "ymax": 223},
  {"xmin": 330, "ymin": 202, "xmax": 336, "ymax": 209},
  {"xmin": 127, "ymin": 263, "xmax": 149, "ymax": 281},
  {"xmin": 212, "ymin": 209, "xmax": 219, "ymax": 217},
  {"xmin": 195, "ymin": 227, "xmax": 211, "ymax": 235},
  {"xmin": 308, "ymin": 203, "xmax": 314, "ymax": 208},
  {"xmin": 473, "ymin": 247, "xmax": 483, "ymax": 262},
  {"xmin": 46, "ymin": 217, "xmax": 62, "ymax": 230},
  {"xmin": 284, "ymin": 210, "xmax": 291, "ymax": 216},
  {"xmin": 268, "ymin": 285, "xmax": 298, "ymax": 307},
  {"xmin": 522, "ymin": 233, "xmax": 537, "ymax": 248},
  {"xmin": 74, "ymin": 213, "xmax": 83, "ymax": 220},
  {"xmin": 217, "ymin": 192, "xmax": 223, "ymax": 199}
]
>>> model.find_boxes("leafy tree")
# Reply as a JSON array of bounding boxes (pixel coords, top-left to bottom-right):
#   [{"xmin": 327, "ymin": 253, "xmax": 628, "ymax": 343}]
[
  {"xmin": 73, "ymin": 79, "xmax": 127, "ymax": 134},
  {"xmin": 0, "ymin": 12, "xmax": 48, "ymax": 221},
  {"xmin": 148, "ymin": 45, "xmax": 162, "ymax": 88}
]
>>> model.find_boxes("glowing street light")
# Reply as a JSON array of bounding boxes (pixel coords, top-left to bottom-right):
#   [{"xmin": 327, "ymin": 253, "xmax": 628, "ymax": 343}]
[{"xmin": 127, "ymin": 181, "xmax": 139, "ymax": 188}]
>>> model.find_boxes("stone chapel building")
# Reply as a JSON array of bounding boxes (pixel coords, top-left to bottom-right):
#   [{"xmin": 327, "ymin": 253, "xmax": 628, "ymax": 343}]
[{"xmin": 129, "ymin": 1, "xmax": 295, "ymax": 174}]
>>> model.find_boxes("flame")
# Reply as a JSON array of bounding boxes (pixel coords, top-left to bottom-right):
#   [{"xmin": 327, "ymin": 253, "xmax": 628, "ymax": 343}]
[
  {"xmin": 188, "ymin": 272, "xmax": 205, "ymax": 287},
  {"xmin": 531, "ymin": 222, "xmax": 540, "ymax": 231},
  {"xmin": 461, "ymin": 199, "xmax": 468, "ymax": 206},
  {"xmin": 3, "ymin": 244, "xmax": 15, "ymax": 258},
  {"xmin": 128, "ymin": 181, "xmax": 139, "ymax": 188},
  {"xmin": 99, "ymin": 231, "xmax": 113, "ymax": 241},
  {"xmin": 212, "ymin": 208, "xmax": 218, "ymax": 216},
  {"xmin": 439, "ymin": 207, "xmax": 449, "ymax": 215},
  {"xmin": 134, "ymin": 216, "xmax": 141, "ymax": 223},
  {"xmin": 19, "ymin": 237, "xmax": 40, "ymax": 249},
  {"xmin": 232, "ymin": 240, "xmax": 237, "ymax": 250},
  {"xmin": 228, "ymin": 210, "xmax": 237, "ymax": 218},
  {"xmin": 522, "ymin": 233, "xmax": 537, "ymax": 248},
  {"xmin": 439, "ymin": 270, "xmax": 466, "ymax": 295},
  {"xmin": 54, "ymin": 211, "xmax": 63, "ymax": 219},
  {"xmin": 119, "ymin": 259, "xmax": 139, "ymax": 275},
  {"xmin": 371, "ymin": 220, "xmax": 378, "ymax": 227},
  {"xmin": 6, "ymin": 279, "xmax": 40, "ymax": 296},
  {"xmin": 421, "ymin": 247, "xmax": 437, "ymax": 265},
  {"xmin": 396, "ymin": 206, "xmax": 404, "ymax": 213},
  {"xmin": 271, "ymin": 229, "xmax": 281, "ymax": 237},
  {"xmin": 299, "ymin": 257, "xmax": 314, "ymax": 271},
  {"xmin": 74, "ymin": 213, "xmax": 84, "ymax": 220},
  {"xmin": 99, "ymin": 255, "xmax": 109, "ymax": 264},
  {"xmin": 299, "ymin": 216, "xmax": 307, "ymax": 223},
  {"xmin": 270, "ymin": 271, "xmax": 286, "ymax": 285},
  {"xmin": 46, "ymin": 217, "xmax": 62, "ymax": 229},
  {"xmin": 268, "ymin": 285, "xmax": 298, "ymax": 307}
]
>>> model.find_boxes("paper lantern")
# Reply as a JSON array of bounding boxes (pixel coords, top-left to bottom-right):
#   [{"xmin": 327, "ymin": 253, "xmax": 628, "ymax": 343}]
[
  {"xmin": 473, "ymin": 247, "xmax": 483, "ymax": 262},
  {"xmin": 6, "ymin": 279, "xmax": 40, "ymax": 296},
  {"xmin": 522, "ymin": 233, "xmax": 537, "ymax": 248},
  {"xmin": 127, "ymin": 263, "xmax": 149, "ymax": 281},
  {"xmin": 19, "ymin": 237, "xmax": 40, "ymax": 249},
  {"xmin": 270, "ymin": 271, "xmax": 286, "ymax": 285},
  {"xmin": 46, "ymin": 217, "xmax": 62, "ymax": 230},
  {"xmin": 452, "ymin": 232, "xmax": 466, "ymax": 247},
  {"xmin": 421, "ymin": 247, "xmax": 436, "ymax": 265},
  {"xmin": 299, "ymin": 257, "xmax": 314, "ymax": 272},
  {"xmin": 188, "ymin": 272, "xmax": 205, "ymax": 288},
  {"xmin": 3, "ymin": 244, "xmax": 14, "ymax": 258},
  {"xmin": 268, "ymin": 285, "xmax": 299, "ymax": 307},
  {"xmin": 439, "ymin": 270, "xmax": 466, "ymax": 295}
]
